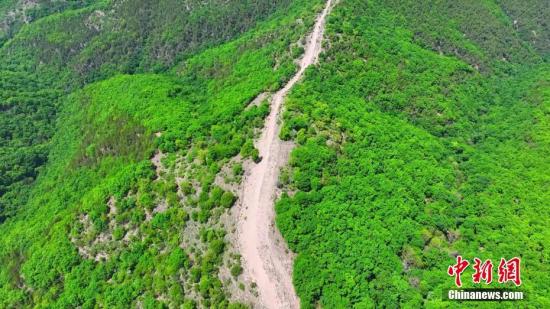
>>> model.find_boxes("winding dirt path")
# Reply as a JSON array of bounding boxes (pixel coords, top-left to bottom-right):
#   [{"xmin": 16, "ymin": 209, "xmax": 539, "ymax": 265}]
[{"xmin": 236, "ymin": 1, "xmax": 333, "ymax": 308}]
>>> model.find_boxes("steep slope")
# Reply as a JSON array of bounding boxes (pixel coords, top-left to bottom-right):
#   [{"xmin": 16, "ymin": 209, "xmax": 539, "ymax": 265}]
[
  {"xmin": 0, "ymin": 0, "xmax": 94, "ymax": 47},
  {"xmin": 276, "ymin": 0, "xmax": 549, "ymax": 307},
  {"xmin": 0, "ymin": 0, "xmax": 325, "ymax": 307},
  {"xmin": 237, "ymin": 1, "xmax": 333, "ymax": 308},
  {"xmin": 0, "ymin": 0, "xmax": 298, "ymax": 221},
  {"xmin": 1, "ymin": 0, "xmax": 548, "ymax": 308}
]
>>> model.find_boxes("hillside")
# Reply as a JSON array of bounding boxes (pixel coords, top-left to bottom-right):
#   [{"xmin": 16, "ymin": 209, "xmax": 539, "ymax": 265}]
[
  {"xmin": 0, "ymin": 0, "xmax": 549, "ymax": 308},
  {"xmin": 0, "ymin": 0, "xmax": 298, "ymax": 220},
  {"xmin": 0, "ymin": 0, "xmax": 325, "ymax": 306},
  {"xmin": 277, "ymin": 0, "xmax": 549, "ymax": 307}
]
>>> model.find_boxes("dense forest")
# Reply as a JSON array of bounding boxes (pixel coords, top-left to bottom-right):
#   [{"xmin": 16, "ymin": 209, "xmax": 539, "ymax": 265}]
[
  {"xmin": 0, "ymin": 0, "xmax": 548, "ymax": 308},
  {"xmin": 0, "ymin": 0, "xmax": 298, "ymax": 220},
  {"xmin": 0, "ymin": 0, "xmax": 325, "ymax": 307},
  {"xmin": 276, "ymin": 0, "xmax": 549, "ymax": 307}
]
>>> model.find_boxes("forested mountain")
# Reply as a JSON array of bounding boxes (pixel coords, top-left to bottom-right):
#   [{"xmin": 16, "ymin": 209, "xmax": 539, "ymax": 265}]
[
  {"xmin": 277, "ymin": 0, "xmax": 549, "ymax": 307},
  {"xmin": 0, "ymin": 0, "xmax": 548, "ymax": 308},
  {"xmin": 0, "ymin": 0, "xmax": 296, "ymax": 220},
  {"xmin": 0, "ymin": 0, "xmax": 329, "ymax": 306}
]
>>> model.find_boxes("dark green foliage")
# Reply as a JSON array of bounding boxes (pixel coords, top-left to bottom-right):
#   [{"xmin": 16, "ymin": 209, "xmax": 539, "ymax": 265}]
[
  {"xmin": 220, "ymin": 192, "xmax": 237, "ymax": 209},
  {"xmin": 241, "ymin": 140, "xmax": 260, "ymax": 162},
  {"xmin": 0, "ymin": 0, "xmax": 94, "ymax": 47},
  {"xmin": 230, "ymin": 264, "xmax": 243, "ymax": 278},
  {"xmin": 0, "ymin": 0, "xmax": 300, "ymax": 220},
  {"xmin": 0, "ymin": 72, "xmax": 60, "ymax": 220},
  {"xmin": 496, "ymin": 0, "xmax": 550, "ymax": 57}
]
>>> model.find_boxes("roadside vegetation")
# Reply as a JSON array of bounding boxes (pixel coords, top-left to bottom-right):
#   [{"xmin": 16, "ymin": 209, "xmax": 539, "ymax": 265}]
[
  {"xmin": 0, "ymin": 0, "xmax": 548, "ymax": 307},
  {"xmin": 0, "ymin": 0, "xmax": 325, "ymax": 307},
  {"xmin": 276, "ymin": 0, "xmax": 549, "ymax": 307}
]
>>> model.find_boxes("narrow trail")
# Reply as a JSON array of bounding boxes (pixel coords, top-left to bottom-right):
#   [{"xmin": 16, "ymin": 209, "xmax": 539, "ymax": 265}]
[{"xmin": 236, "ymin": 1, "xmax": 334, "ymax": 308}]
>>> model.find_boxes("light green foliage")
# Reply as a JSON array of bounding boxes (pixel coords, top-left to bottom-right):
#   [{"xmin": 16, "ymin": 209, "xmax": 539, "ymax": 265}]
[
  {"xmin": 0, "ymin": 0, "xmax": 547, "ymax": 307},
  {"xmin": 0, "ymin": 0, "xmax": 324, "ymax": 307},
  {"xmin": 277, "ymin": 0, "xmax": 549, "ymax": 307}
]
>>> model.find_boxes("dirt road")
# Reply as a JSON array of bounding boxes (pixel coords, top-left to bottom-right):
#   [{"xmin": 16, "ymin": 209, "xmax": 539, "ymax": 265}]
[{"xmin": 236, "ymin": 1, "xmax": 334, "ymax": 308}]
